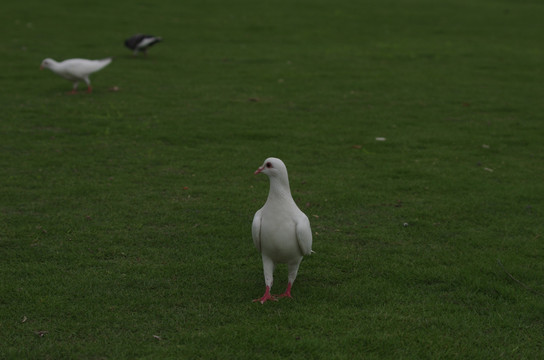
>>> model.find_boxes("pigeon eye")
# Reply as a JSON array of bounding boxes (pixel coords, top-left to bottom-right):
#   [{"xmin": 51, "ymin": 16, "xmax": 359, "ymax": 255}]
[{"xmin": 266, "ymin": 162, "xmax": 272, "ymax": 168}]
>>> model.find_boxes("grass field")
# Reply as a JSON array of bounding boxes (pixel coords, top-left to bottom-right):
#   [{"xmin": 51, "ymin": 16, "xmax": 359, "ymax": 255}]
[{"xmin": 1, "ymin": 0, "xmax": 543, "ymax": 358}]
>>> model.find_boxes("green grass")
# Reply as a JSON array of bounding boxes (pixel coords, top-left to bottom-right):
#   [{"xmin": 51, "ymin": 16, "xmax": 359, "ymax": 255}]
[{"xmin": 1, "ymin": 0, "xmax": 544, "ymax": 358}]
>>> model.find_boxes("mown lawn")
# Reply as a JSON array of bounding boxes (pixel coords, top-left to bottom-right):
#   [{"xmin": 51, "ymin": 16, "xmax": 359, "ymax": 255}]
[{"xmin": 1, "ymin": 0, "xmax": 543, "ymax": 358}]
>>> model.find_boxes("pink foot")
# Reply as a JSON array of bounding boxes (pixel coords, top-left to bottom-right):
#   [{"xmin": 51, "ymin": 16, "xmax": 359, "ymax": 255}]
[
  {"xmin": 68, "ymin": 90, "xmax": 78, "ymax": 94},
  {"xmin": 253, "ymin": 286, "xmax": 277, "ymax": 304},
  {"xmin": 275, "ymin": 283, "xmax": 293, "ymax": 299}
]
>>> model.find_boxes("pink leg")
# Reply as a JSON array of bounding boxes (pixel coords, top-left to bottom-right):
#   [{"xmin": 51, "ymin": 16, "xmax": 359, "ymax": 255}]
[
  {"xmin": 253, "ymin": 286, "xmax": 277, "ymax": 304},
  {"xmin": 86, "ymin": 86, "xmax": 93, "ymax": 93},
  {"xmin": 277, "ymin": 282, "xmax": 293, "ymax": 298}
]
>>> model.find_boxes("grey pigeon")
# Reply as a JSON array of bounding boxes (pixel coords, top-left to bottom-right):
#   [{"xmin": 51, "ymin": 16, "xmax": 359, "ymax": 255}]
[{"xmin": 124, "ymin": 34, "xmax": 162, "ymax": 56}]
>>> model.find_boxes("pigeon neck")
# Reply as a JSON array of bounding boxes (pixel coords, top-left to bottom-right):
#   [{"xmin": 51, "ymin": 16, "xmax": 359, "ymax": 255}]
[
  {"xmin": 267, "ymin": 175, "xmax": 292, "ymax": 200},
  {"xmin": 48, "ymin": 60, "xmax": 61, "ymax": 71}
]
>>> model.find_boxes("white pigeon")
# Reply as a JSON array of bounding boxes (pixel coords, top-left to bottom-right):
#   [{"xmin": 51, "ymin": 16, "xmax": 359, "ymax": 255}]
[
  {"xmin": 252, "ymin": 157, "xmax": 313, "ymax": 304},
  {"xmin": 40, "ymin": 57, "xmax": 112, "ymax": 94},
  {"xmin": 124, "ymin": 34, "xmax": 162, "ymax": 56}
]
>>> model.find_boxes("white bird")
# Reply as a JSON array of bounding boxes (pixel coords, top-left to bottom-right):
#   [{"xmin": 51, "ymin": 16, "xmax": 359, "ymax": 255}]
[
  {"xmin": 124, "ymin": 34, "xmax": 162, "ymax": 56},
  {"xmin": 40, "ymin": 58, "xmax": 112, "ymax": 94},
  {"xmin": 252, "ymin": 157, "xmax": 313, "ymax": 304}
]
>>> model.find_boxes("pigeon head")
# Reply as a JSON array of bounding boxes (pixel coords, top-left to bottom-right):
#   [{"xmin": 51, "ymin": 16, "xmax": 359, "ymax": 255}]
[
  {"xmin": 255, "ymin": 157, "xmax": 288, "ymax": 177},
  {"xmin": 255, "ymin": 157, "xmax": 293, "ymax": 199},
  {"xmin": 40, "ymin": 58, "xmax": 55, "ymax": 70}
]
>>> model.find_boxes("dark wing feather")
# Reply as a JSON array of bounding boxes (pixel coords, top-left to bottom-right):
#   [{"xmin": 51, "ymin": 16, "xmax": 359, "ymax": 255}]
[{"xmin": 124, "ymin": 34, "xmax": 146, "ymax": 50}]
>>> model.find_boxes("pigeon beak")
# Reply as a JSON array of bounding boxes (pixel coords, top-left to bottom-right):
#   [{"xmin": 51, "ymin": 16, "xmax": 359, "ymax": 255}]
[{"xmin": 254, "ymin": 166, "xmax": 264, "ymax": 175}]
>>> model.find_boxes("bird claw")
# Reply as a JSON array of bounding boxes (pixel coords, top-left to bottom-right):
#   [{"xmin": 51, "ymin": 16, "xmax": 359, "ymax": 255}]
[
  {"xmin": 275, "ymin": 283, "xmax": 293, "ymax": 299},
  {"xmin": 276, "ymin": 292, "xmax": 293, "ymax": 299},
  {"xmin": 253, "ymin": 295, "xmax": 278, "ymax": 304},
  {"xmin": 253, "ymin": 286, "xmax": 278, "ymax": 304},
  {"xmin": 253, "ymin": 292, "xmax": 292, "ymax": 304}
]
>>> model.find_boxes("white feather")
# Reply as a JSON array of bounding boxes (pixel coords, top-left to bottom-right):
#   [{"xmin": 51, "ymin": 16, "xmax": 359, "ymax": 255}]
[
  {"xmin": 40, "ymin": 58, "xmax": 112, "ymax": 90},
  {"xmin": 252, "ymin": 157, "xmax": 313, "ymax": 296}
]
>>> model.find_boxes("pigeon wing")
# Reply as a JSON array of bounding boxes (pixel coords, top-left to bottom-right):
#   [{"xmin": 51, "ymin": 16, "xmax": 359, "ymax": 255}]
[
  {"xmin": 61, "ymin": 59, "xmax": 111, "ymax": 78},
  {"xmin": 138, "ymin": 36, "xmax": 161, "ymax": 49},
  {"xmin": 252, "ymin": 208, "xmax": 263, "ymax": 252},
  {"xmin": 125, "ymin": 34, "xmax": 145, "ymax": 49},
  {"xmin": 295, "ymin": 214, "xmax": 313, "ymax": 255}
]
